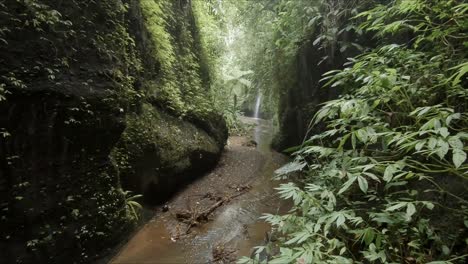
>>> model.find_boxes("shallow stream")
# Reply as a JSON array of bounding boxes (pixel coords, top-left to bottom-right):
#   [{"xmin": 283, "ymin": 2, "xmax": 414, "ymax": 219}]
[{"xmin": 110, "ymin": 118, "xmax": 288, "ymax": 263}]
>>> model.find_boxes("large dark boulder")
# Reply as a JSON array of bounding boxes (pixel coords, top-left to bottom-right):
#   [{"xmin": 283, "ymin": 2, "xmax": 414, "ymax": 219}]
[{"xmin": 113, "ymin": 103, "xmax": 226, "ymax": 204}]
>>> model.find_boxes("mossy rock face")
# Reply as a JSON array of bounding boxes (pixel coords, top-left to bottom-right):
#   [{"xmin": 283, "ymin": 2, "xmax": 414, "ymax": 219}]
[
  {"xmin": 0, "ymin": 0, "xmax": 227, "ymax": 263},
  {"xmin": 185, "ymin": 109, "xmax": 229, "ymax": 149},
  {"xmin": 273, "ymin": 43, "xmax": 335, "ymax": 151},
  {"xmin": 273, "ymin": 34, "xmax": 361, "ymax": 151},
  {"xmin": 113, "ymin": 103, "xmax": 225, "ymax": 204},
  {"xmin": 114, "ymin": 0, "xmax": 228, "ymax": 204},
  {"xmin": 0, "ymin": 91, "xmax": 134, "ymax": 264},
  {"xmin": 0, "ymin": 0, "xmax": 139, "ymax": 262}
]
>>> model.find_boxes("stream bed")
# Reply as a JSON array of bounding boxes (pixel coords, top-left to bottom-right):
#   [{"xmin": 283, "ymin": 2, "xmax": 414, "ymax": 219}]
[{"xmin": 110, "ymin": 117, "xmax": 289, "ymax": 263}]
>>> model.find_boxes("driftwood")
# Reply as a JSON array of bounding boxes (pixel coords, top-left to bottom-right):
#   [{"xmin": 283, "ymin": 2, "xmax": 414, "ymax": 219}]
[
  {"xmin": 175, "ymin": 185, "xmax": 251, "ymax": 234},
  {"xmin": 212, "ymin": 243, "xmax": 236, "ymax": 263}
]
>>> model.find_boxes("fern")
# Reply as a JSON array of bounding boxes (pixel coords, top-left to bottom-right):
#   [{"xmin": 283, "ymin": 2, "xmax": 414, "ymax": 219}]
[{"xmin": 123, "ymin": 191, "xmax": 143, "ymax": 221}]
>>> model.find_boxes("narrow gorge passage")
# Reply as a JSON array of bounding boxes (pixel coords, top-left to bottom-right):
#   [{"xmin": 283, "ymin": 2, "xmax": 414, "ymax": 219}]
[
  {"xmin": 2, "ymin": 1, "xmax": 466, "ymax": 263},
  {"xmin": 111, "ymin": 118, "xmax": 289, "ymax": 263}
]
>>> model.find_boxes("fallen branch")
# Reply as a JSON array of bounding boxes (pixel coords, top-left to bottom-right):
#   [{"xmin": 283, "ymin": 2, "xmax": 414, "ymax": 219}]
[
  {"xmin": 175, "ymin": 186, "xmax": 251, "ymax": 234},
  {"xmin": 212, "ymin": 243, "xmax": 237, "ymax": 263}
]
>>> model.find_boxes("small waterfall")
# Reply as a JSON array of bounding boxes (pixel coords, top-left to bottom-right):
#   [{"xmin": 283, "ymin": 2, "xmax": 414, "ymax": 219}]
[
  {"xmin": 253, "ymin": 92, "xmax": 263, "ymax": 146},
  {"xmin": 253, "ymin": 93, "xmax": 262, "ymax": 119}
]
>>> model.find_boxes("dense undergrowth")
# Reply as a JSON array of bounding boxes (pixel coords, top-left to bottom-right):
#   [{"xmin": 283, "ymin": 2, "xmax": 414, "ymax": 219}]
[{"xmin": 239, "ymin": 0, "xmax": 467, "ymax": 263}]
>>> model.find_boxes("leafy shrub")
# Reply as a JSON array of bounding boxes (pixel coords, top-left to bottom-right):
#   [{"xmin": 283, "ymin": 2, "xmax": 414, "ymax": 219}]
[{"xmin": 241, "ymin": 0, "xmax": 467, "ymax": 263}]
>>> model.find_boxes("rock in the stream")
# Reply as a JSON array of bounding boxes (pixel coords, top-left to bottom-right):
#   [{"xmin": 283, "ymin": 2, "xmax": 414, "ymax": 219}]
[{"xmin": 242, "ymin": 140, "xmax": 258, "ymax": 147}]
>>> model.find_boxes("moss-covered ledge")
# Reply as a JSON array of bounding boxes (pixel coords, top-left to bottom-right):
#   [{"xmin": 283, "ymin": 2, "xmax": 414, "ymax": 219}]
[{"xmin": 112, "ymin": 103, "xmax": 226, "ymax": 204}]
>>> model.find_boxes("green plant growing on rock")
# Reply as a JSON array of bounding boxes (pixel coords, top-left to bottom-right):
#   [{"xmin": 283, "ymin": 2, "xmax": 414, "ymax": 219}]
[
  {"xmin": 123, "ymin": 191, "xmax": 143, "ymax": 221},
  {"xmin": 140, "ymin": 0, "xmax": 185, "ymax": 114},
  {"xmin": 139, "ymin": 0, "xmax": 216, "ymax": 118}
]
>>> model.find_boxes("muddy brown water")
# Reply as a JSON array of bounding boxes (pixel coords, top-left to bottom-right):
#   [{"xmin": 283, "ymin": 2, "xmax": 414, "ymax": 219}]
[{"xmin": 110, "ymin": 118, "xmax": 289, "ymax": 264}]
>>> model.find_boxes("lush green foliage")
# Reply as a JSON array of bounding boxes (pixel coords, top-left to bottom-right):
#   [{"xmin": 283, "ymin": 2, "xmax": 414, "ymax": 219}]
[
  {"xmin": 193, "ymin": 0, "xmax": 275, "ymax": 130},
  {"xmin": 240, "ymin": 0, "xmax": 467, "ymax": 263},
  {"xmin": 141, "ymin": 0, "xmax": 213, "ymax": 117},
  {"xmin": 224, "ymin": 0, "xmax": 372, "ymax": 142}
]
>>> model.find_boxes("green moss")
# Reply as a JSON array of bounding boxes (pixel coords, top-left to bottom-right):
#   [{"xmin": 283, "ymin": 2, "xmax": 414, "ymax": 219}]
[
  {"xmin": 112, "ymin": 103, "xmax": 221, "ymax": 201},
  {"xmin": 140, "ymin": 0, "xmax": 184, "ymax": 113},
  {"xmin": 109, "ymin": 1, "xmax": 227, "ymax": 205},
  {"xmin": 139, "ymin": 0, "xmax": 214, "ymax": 117},
  {"xmin": 115, "ymin": 102, "xmax": 219, "ymax": 164}
]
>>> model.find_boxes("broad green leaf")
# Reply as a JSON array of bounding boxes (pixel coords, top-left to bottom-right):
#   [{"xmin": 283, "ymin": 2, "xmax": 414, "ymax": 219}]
[
  {"xmin": 336, "ymin": 213, "xmax": 346, "ymax": 227},
  {"xmin": 448, "ymin": 136, "xmax": 463, "ymax": 150},
  {"xmin": 436, "ymin": 139, "xmax": 449, "ymax": 159},
  {"xmin": 314, "ymin": 107, "xmax": 330, "ymax": 124},
  {"xmin": 406, "ymin": 203, "xmax": 416, "ymax": 220},
  {"xmin": 405, "ymin": 171, "xmax": 415, "ymax": 179},
  {"xmin": 356, "ymin": 129, "xmax": 368, "ymax": 143},
  {"xmin": 417, "ymin": 106, "xmax": 431, "ymax": 116},
  {"xmin": 383, "ymin": 165, "xmax": 396, "ymax": 182},
  {"xmin": 424, "ymin": 202, "xmax": 435, "ymax": 210},
  {"xmin": 339, "ymin": 247, "xmax": 346, "ymax": 255},
  {"xmin": 453, "ymin": 149, "xmax": 467, "ymax": 168},
  {"xmin": 458, "ymin": 132, "xmax": 468, "ymax": 139},
  {"xmin": 386, "ymin": 202, "xmax": 407, "ymax": 211},
  {"xmin": 275, "ymin": 161, "xmax": 306, "ymax": 176},
  {"xmin": 442, "ymin": 245, "xmax": 451, "ymax": 255},
  {"xmin": 446, "ymin": 113, "xmax": 461, "ymax": 125},
  {"xmin": 428, "ymin": 137, "xmax": 437, "ymax": 150},
  {"xmin": 415, "ymin": 141, "xmax": 425, "ymax": 151},
  {"xmin": 358, "ymin": 176, "xmax": 368, "ymax": 193},
  {"xmin": 314, "ymin": 223, "xmax": 321, "ymax": 233},
  {"xmin": 363, "ymin": 228, "xmax": 375, "ymax": 245},
  {"xmin": 449, "ymin": 61, "xmax": 468, "ymax": 86},
  {"xmin": 420, "ymin": 118, "xmax": 435, "ymax": 131},
  {"xmin": 363, "ymin": 172, "xmax": 380, "ymax": 182},
  {"xmin": 338, "ymin": 133, "xmax": 351, "ymax": 150},
  {"xmin": 338, "ymin": 176, "xmax": 357, "ymax": 194},
  {"xmin": 285, "ymin": 231, "xmax": 310, "ymax": 245},
  {"xmin": 438, "ymin": 127, "xmax": 450, "ymax": 138}
]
